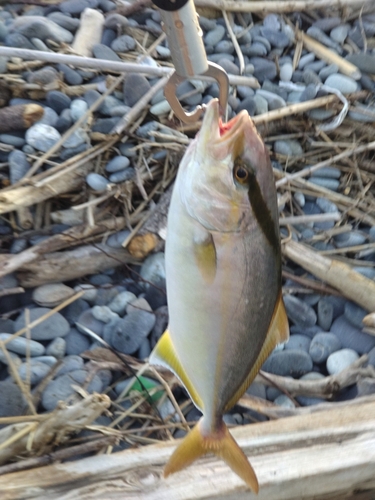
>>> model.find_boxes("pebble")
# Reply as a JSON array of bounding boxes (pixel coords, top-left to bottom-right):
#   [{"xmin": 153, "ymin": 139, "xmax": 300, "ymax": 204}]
[
  {"xmin": 330, "ymin": 24, "xmax": 350, "ymax": 44},
  {"xmin": 47, "ymin": 90, "xmax": 72, "ymax": 113},
  {"xmin": 25, "ymin": 123, "xmax": 61, "ymax": 152},
  {"xmin": 108, "ymin": 167, "xmax": 135, "ymax": 183},
  {"xmin": 140, "ymin": 252, "xmax": 166, "ymax": 288},
  {"xmin": 18, "ymin": 360, "xmax": 51, "ymax": 385},
  {"xmin": 92, "ymin": 43, "xmax": 121, "ymax": 61},
  {"xmin": 325, "ymin": 74, "xmax": 358, "ymax": 93},
  {"xmin": 110, "ymin": 310, "xmax": 156, "ymax": 354},
  {"xmin": 260, "ymin": 28, "xmax": 290, "ymax": 48},
  {"xmin": 262, "ymin": 349, "xmax": 313, "ymax": 377},
  {"xmin": 46, "ymin": 337, "xmax": 66, "ymax": 359},
  {"xmin": 309, "ymin": 332, "xmax": 341, "ymax": 363},
  {"xmin": 37, "ymin": 107, "xmax": 59, "ymax": 127},
  {"xmin": 326, "ymin": 348, "xmax": 359, "ymax": 375},
  {"xmin": 42, "ymin": 369, "xmax": 103, "ymax": 411},
  {"xmin": 317, "ymin": 298, "xmax": 334, "ymax": 331},
  {"xmin": 86, "ymin": 172, "xmax": 110, "ymax": 191},
  {"xmin": 274, "ymin": 394, "xmax": 295, "ymax": 408},
  {"xmin": 334, "ymin": 231, "xmax": 366, "ymax": 248},
  {"xmin": 10, "ymin": 16, "xmax": 73, "ymax": 44},
  {"xmin": 70, "ymin": 99, "xmax": 88, "ymax": 121},
  {"xmin": 346, "ymin": 53, "xmax": 375, "ymax": 74},
  {"xmin": 283, "ymin": 295, "xmax": 317, "ymax": 327},
  {"xmin": 284, "ymin": 334, "xmax": 311, "ymax": 353},
  {"xmin": 47, "ymin": 12, "xmax": 80, "ymax": 32},
  {"xmin": 123, "ymin": 73, "xmax": 151, "ymax": 107},
  {"xmin": 8, "ymin": 150, "xmax": 30, "ymax": 184},
  {"xmin": 357, "ymin": 378, "xmax": 375, "ymax": 396},
  {"xmin": 92, "ymin": 305, "xmax": 119, "ymax": 323},
  {"xmin": 111, "ymin": 34, "xmax": 136, "ymax": 53},
  {"xmin": 65, "ymin": 327, "xmax": 91, "ymax": 355},
  {"xmin": 0, "ymin": 381, "xmax": 25, "ymax": 417},
  {"xmin": 106, "ymin": 155, "xmax": 130, "ymax": 173},
  {"xmin": 274, "ymin": 139, "xmax": 303, "ymax": 156},
  {"xmin": 280, "ymin": 62, "xmax": 293, "ymax": 82},
  {"xmin": 32, "ymin": 283, "xmax": 74, "ymax": 307},
  {"xmin": 256, "ymin": 89, "xmax": 286, "ymax": 110},
  {"xmin": 249, "ymin": 57, "xmax": 277, "ymax": 82},
  {"xmin": 330, "ymin": 315, "xmax": 375, "ymax": 354},
  {"xmin": 204, "ymin": 25, "xmax": 226, "ymax": 46},
  {"xmin": 309, "ymin": 177, "xmax": 340, "ymax": 191},
  {"xmin": 344, "ymin": 302, "xmax": 367, "ymax": 329},
  {"xmin": 126, "ymin": 297, "xmax": 152, "ymax": 314},
  {"xmin": 14, "ymin": 307, "xmax": 70, "ymax": 341},
  {"xmin": 106, "ymin": 230, "xmax": 131, "ymax": 249},
  {"xmin": 0, "ymin": 333, "xmax": 45, "ymax": 357}
]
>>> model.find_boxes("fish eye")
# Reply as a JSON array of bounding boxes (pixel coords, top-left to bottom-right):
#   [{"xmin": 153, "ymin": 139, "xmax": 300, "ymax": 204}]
[{"xmin": 233, "ymin": 163, "xmax": 249, "ymax": 184}]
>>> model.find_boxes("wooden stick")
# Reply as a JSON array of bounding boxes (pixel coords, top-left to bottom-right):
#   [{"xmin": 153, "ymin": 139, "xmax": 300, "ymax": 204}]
[
  {"xmin": 194, "ymin": 0, "xmax": 373, "ymax": 12},
  {"xmin": 0, "ymin": 161, "xmax": 92, "ymax": 214},
  {"xmin": 0, "ymin": 104, "xmax": 43, "ymax": 132},
  {"xmin": 16, "ymin": 244, "xmax": 140, "ymax": 288},
  {"xmin": 298, "ymin": 31, "xmax": 361, "ymax": 80},
  {"xmin": 279, "ymin": 212, "xmax": 341, "ymax": 226},
  {"xmin": 283, "ymin": 240, "xmax": 375, "ymax": 312}
]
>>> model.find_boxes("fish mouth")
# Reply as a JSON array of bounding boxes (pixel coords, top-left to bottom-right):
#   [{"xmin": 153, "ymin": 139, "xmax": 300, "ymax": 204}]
[{"xmin": 198, "ymin": 98, "xmax": 258, "ymax": 159}]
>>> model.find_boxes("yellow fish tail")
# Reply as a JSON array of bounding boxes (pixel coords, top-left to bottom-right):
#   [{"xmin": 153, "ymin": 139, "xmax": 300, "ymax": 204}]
[{"xmin": 164, "ymin": 419, "xmax": 259, "ymax": 493}]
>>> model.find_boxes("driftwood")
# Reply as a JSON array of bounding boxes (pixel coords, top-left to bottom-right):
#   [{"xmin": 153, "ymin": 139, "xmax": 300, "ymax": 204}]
[
  {"xmin": 0, "ymin": 104, "xmax": 43, "ymax": 133},
  {"xmin": 16, "ymin": 244, "xmax": 139, "ymax": 287},
  {"xmin": 0, "ymin": 394, "xmax": 110, "ymax": 466},
  {"xmin": 0, "ymin": 399, "xmax": 374, "ymax": 499},
  {"xmin": 0, "ymin": 161, "xmax": 92, "ymax": 214},
  {"xmin": 254, "ymin": 355, "xmax": 374, "ymax": 399},
  {"xmin": 194, "ymin": 0, "xmax": 374, "ymax": 12},
  {"xmin": 283, "ymin": 240, "xmax": 375, "ymax": 312}
]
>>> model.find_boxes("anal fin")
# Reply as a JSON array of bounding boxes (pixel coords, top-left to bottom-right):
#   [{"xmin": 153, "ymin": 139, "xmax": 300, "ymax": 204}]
[
  {"xmin": 165, "ymin": 418, "xmax": 259, "ymax": 493},
  {"xmin": 149, "ymin": 329, "xmax": 203, "ymax": 411}
]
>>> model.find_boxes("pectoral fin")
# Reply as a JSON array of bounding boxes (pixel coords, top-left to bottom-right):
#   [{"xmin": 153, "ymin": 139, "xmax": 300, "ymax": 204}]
[
  {"xmin": 165, "ymin": 418, "xmax": 259, "ymax": 493},
  {"xmin": 149, "ymin": 329, "xmax": 203, "ymax": 411},
  {"xmin": 193, "ymin": 229, "xmax": 217, "ymax": 284},
  {"xmin": 224, "ymin": 292, "xmax": 289, "ymax": 411}
]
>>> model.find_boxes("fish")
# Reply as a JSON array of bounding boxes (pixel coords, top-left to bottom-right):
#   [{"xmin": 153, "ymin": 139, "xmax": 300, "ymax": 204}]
[{"xmin": 149, "ymin": 98, "xmax": 289, "ymax": 492}]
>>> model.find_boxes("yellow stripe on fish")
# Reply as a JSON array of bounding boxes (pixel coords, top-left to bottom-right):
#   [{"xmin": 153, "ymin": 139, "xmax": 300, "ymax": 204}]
[{"xmin": 150, "ymin": 98, "xmax": 289, "ymax": 492}]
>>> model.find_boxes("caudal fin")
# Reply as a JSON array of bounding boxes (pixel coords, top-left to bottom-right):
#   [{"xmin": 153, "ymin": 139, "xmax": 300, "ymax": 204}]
[{"xmin": 164, "ymin": 419, "xmax": 259, "ymax": 493}]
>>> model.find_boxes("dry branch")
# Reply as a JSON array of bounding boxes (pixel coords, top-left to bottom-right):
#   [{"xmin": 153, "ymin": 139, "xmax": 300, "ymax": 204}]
[
  {"xmin": 16, "ymin": 244, "xmax": 140, "ymax": 288},
  {"xmin": 0, "ymin": 161, "xmax": 92, "ymax": 214},
  {"xmin": 254, "ymin": 355, "xmax": 374, "ymax": 400},
  {"xmin": 0, "ymin": 394, "xmax": 110, "ymax": 466},
  {"xmin": 0, "ymin": 104, "xmax": 43, "ymax": 133},
  {"xmin": 283, "ymin": 240, "xmax": 375, "ymax": 312}
]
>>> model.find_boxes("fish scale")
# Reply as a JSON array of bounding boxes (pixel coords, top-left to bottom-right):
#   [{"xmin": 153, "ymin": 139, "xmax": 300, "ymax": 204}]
[{"xmin": 150, "ymin": 98, "xmax": 289, "ymax": 492}]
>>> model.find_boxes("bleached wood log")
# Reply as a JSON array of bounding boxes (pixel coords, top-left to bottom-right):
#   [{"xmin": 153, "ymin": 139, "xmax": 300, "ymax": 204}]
[
  {"xmin": 0, "ymin": 162, "xmax": 92, "ymax": 214},
  {"xmin": 1, "ymin": 399, "xmax": 375, "ymax": 499},
  {"xmin": 283, "ymin": 240, "xmax": 375, "ymax": 312},
  {"xmin": 16, "ymin": 244, "xmax": 139, "ymax": 288}
]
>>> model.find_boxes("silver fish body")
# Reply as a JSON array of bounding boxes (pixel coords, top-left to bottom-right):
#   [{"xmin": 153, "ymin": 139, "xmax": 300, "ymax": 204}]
[{"xmin": 150, "ymin": 98, "xmax": 288, "ymax": 491}]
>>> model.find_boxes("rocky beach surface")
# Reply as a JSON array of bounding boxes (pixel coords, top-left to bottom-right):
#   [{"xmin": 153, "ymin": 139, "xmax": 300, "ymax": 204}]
[{"xmin": 0, "ymin": 0, "xmax": 374, "ymax": 462}]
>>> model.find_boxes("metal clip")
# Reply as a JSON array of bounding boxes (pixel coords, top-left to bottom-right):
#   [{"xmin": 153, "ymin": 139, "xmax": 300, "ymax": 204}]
[{"xmin": 152, "ymin": 0, "xmax": 229, "ymax": 123}]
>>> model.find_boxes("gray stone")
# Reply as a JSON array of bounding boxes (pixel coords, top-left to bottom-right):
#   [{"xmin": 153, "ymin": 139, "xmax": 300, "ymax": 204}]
[
  {"xmin": 10, "ymin": 16, "xmax": 73, "ymax": 44},
  {"xmin": 334, "ymin": 231, "xmax": 366, "ymax": 248},
  {"xmin": 150, "ymin": 100, "xmax": 171, "ymax": 116},
  {"xmin": 326, "ymin": 348, "xmax": 359, "ymax": 375},
  {"xmin": 110, "ymin": 310, "xmax": 156, "ymax": 354},
  {"xmin": 150, "ymin": 305, "xmax": 168, "ymax": 348},
  {"xmin": 15, "ymin": 307, "xmax": 70, "ymax": 341},
  {"xmin": 306, "ymin": 26, "xmax": 342, "ymax": 53},
  {"xmin": 280, "ymin": 62, "xmax": 293, "ymax": 82},
  {"xmin": 253, "ymin": 94, "xmax": 268, "ymax": 114},
  {"xmin": 357, "ymin": 377, "xmax": 375, "ymax": 396},
  {"xmin": 319, "ymin": 63, "xmax": 339, "ymax": 81},
  {"xmin": 261, "ymin": 28, "xmax": 290, "ymax": 48},
  {"xmin": 309, "ymin": 332, "xmax": 341, "ymax": 363},
  {"xmin": 284, "ymin": 334, "xmax": 311, "ymax": 353},
  {"xmin": 5, "ymin": 33, "xmax": 35, "ymax": 49},
  {"xmin": 215, "ymin": 40, "xmax": 234, "ymax": 54},
  {"xmin": 309, "ymin": 177, "xmax": 340, "ymax": 191},
  {"xmin": 256, "ymin": 89, "xmax": 286, "ymax": 110},
  {"xmin": 46, "ymin": 90, "xmax": 71, "ymax": 113},
  {"xmin": 108, "ymin": 167, "xmax": 135, "ymax": 184},
  {"xmin": 111, "ymin": 35, "xmax": 136, "ymax": 53},
  {"xmin": 86, "ymin": 173, "xmax": 110, "ymax": 191},
  {"xmin": 106, "ymin": 155, "xmax": 130, "ymax": 173},
  {"xmin": 106, "ymin": 230, "xmax": 131, "ymax": 249},
  {"xmin": 274, "ymin": 394, "xmax": 295, "ymax": 408},
  {"xmin": 317, "ymin": 298, "xmax": 334, "ymax": 331},
  {"xmin": 274, "ymin": 139, "xmax": 303, "ymax": 156},
  {"xmin": 126, "ymin": 297, "xmax": 152, "ymax": 314},
  {"xmin": 8, "ymin": 150, "xmax": 30, "ymax": 184},
  {"xmin": 298, "ymin": 53, "xmax": 315, "ymax": 69},
  {"xmin": 63, "ymin": 128, "xmax": 88, "ymax": 149},
  {"xmin": 36, "ymin": 107, "xmax": 59, "ymax": 127},
  {"xmin": 249, "ymin": 57, "xmax": 277, "ymax": 82},
  {"xmin": 42, "ymin": 369, "xmax": 103, "ymax": 411},
  {"xmin": 18, "ymin": 360, "xmax": 50, "ymax": 385},
  {"xmin": 65, "ymin": 327, "xmax": 91, "ymax": 355},
  {"xmin": 123, "ymin": 73, "xmax": 151, "ymax": 107},
  {"xmin": 32, "ymin": 283, "xmax": 74, "ymax": 308},
  {"xmin": 283, "ymin": 295, "xmax": 317, "ymax": 328},
  {"xmin": 138, "ymin": 337, "xmax": 151, "ymax": 359},
  {"xmin": 25, "ymin": 124, "xmax": 61, "ymax": 152},
  {"xmin": 262, "ymin": 349, "xmax": 313, "ymax": 377},
  {"xmin": 60, "ymin": 0, "xmax": 99, "ymax": 15},
  {"xmin": 0, "ymin": 333, "xmax": 45, "ymax": 357},
  {"xmin": 140, "ymin": 252, "xmax": 165, "ymax": 288},
  {"xmin": 92, "ymin": 305, "xmax": 119, "ymax": 323},
  {"xmin": 76, "ymin": 309, "xmax": 105, "ymax": 337},
  {"xmin": 92, "ymin": 43, "xmax": 121, "ymax": 61},
  {"xmin": 204, "ymin": 25, "xmax": 225, "ymax": 46},
  {"xmin": 47, "ymin": 13, "xmax": 80, "ymax": 32},
  {"xmin": 56, "ymin": 355, "xmax": 84, "ymax": 376},
  {"xmin": 70, "ymin": 99, "xmax": 88, "ymax": 121},
  {"xmin": 316, "ymin": 197, "xmax": 339, "ymax": 213},
  {"xmin": 330, "ymin": 24, "xmax": 350, "ymax": 44},
  {"xmin": 330, "ymin": 315, "xmax": 375, "ymax": 354},
  {"xmin": 346, "ymin": 53, "xmax": 375, "ymax": 75},
  {"xmin": 0, "ymin": 381, "xmax": 25, "ymax": 417},
  {"xmin": 344, "ymin": 302, "xmax": 367, "ymax": 329},
  {"xmin": 325, "ymin": 74, "xmax": 358, "ymax": 93},
  {"xmin": 237, "ymin": 96, "xmax": 256, "ymax": 115},
  {"xmin": 46, "ymin": 337, "xmax": 66, "ymax": 359}
]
